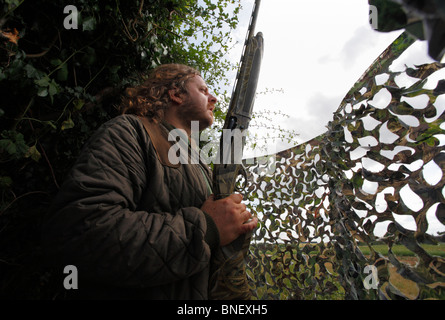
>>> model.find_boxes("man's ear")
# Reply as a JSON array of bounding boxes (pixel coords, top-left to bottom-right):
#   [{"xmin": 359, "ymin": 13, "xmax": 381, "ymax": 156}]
[{"xmin": 168, "ymin": 88, "xmax": 184, "ymax": 105}]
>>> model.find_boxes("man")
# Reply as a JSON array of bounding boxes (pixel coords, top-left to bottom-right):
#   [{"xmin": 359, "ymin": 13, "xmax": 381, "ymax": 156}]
[{"xmin": 42, "ymin": 64, "xmax": 258, "ymax": 299}]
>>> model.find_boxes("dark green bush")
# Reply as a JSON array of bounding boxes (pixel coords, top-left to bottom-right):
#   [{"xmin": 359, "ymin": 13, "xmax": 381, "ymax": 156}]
[{"xmin": 0, "ymin": 0, "xmax": 240, "ymax": 298}]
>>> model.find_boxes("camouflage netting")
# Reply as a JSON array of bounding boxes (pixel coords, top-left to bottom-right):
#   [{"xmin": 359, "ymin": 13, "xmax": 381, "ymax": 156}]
[{"xmin": 243, "ymin": 32, "xmax": 445, "ymax": 300}]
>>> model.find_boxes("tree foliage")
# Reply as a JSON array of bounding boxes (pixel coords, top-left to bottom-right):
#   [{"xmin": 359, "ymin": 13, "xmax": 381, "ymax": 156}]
[{"xmin": 0, "ymin": 0, "xmax": 242, "ymax": 298}]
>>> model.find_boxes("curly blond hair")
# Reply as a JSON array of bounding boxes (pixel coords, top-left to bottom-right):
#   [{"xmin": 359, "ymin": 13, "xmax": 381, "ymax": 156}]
[{"xmin": 120, "ymin": 64, "xmax": 201, "ymax": 121}]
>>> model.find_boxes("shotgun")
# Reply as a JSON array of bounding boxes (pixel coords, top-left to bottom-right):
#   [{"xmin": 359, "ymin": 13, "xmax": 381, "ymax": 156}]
[
  {"xmin": 210, "ymin": 0, "xmax": 264, "ymax": 300},
  {"xmin": 213, "ymin": 0, "xmax": 264, "ymax": 199}
]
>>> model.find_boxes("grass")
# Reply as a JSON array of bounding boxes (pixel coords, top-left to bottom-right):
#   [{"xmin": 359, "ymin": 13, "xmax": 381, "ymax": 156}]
[
  {"xmin": 358, "ymin": 243, "xmax": 445, "ymax": 258},
  {"xmin": 250, "ymin": 242, "xmax": 445, "ymax": 300}
]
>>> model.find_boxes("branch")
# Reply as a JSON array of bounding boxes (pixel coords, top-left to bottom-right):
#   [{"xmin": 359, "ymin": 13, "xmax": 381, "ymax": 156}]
[
  {"xmin": 38, "ymin": 140, "xmax": 60, "ymax": 190},
  {"xmin": 0, "ymin": 0, "xmax": 25, "ymax": 28},
  {"xmin": 25, "ymin": 32, "xmax": 59, "ymax": 59},
  {"xmin": 0, "ymin": 191, "xmax": 49, "ymax": 217}
]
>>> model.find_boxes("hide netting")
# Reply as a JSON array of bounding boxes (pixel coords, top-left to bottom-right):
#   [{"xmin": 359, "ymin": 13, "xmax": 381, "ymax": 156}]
[{"xmin": 243, "ymin": 32, "xmax": 445, "ymax": 300}]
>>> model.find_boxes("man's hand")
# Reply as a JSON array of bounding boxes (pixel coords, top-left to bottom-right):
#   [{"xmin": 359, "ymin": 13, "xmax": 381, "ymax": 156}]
[{"xmin": 201, "ymin": 194, "xmax": 258, "ymax": 246}]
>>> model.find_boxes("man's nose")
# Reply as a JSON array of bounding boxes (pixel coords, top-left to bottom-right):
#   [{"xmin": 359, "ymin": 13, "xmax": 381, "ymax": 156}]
[{"xmin": 208, "ymin": 93, "xmax": 217, "ymax": 105}]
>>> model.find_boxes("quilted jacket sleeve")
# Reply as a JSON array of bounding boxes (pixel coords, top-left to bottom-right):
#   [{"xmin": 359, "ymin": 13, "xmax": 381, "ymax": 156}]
[{"xmin": 42, "ymin": 115, "xmax": 218, "ymax": 288}]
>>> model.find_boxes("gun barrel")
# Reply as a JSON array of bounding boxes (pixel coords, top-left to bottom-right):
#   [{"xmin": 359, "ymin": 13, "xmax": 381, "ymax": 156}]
[
  {"xmin": 236, "ymin": 33, "xmax": 264, "ymax": 120},
  {"xmin": 225, "ymin": 0, "xmax": 263, "ymax": 123},
  {"xmin": 246, "ymin": 0, "xmax": 261, "ymax": 41}
]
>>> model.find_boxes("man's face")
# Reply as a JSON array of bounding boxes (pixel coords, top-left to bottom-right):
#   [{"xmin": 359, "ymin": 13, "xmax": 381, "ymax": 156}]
[{"xmin": 179, "ymin": 75, "xmax": 217, "ymax": 130}]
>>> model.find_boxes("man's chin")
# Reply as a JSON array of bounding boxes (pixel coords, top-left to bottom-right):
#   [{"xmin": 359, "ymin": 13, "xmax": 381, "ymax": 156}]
[{"xmin": 201, "ymin": 118, "xmax": 213, "ymax": 130}]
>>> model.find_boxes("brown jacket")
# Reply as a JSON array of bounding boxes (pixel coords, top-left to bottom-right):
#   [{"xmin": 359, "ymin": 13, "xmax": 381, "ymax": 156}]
[{"xmin": 42, "ymin": 114, "xmax": 219, "ymax": 299}]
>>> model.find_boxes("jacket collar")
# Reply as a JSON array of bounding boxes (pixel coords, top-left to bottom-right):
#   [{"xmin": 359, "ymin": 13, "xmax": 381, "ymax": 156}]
[{"xmin": 138, "ymin": 116, "xmax": 181, "ymax": 168}]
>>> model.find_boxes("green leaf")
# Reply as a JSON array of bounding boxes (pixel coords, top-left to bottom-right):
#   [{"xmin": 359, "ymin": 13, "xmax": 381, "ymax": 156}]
[
  {"xmin": 61, "ymin": 117, "xmax": 75, "ymax": 130},
  {"xmin": 44, "ymin": 121, "xmax": 57, "ymax": 130},
  {"xmin": 56, "ymin": 63, "xmax": 69, "ymax": 81},
  {"xmin": 25, "ymin": 145, "xmax": 41, "ymax": 162},
  {"xmin": 24, "ymin": 64, "xmax": 38, "ymax": 78},
  {"xmin": 50, "ymin": 58, "xmax": 63, "ymax": 66},
  {"xmin": 34, "ymin": 76, "xmax": 50, "ymax": 87},
  {"xmin": 0, "ymin": 131, "xmax": 29, "ymax": 159},
  {"xmin": 82, "ymin": 16, "xmax": 96, "ymax": 31},
  {"xmin": 0, "ymin": 176, "xmax": 12, "ymax": 188},
  {"xmin": 48, "ymin": 79, "xmax": 58, "ymax": 97},
  {"xmin": 0, "ymin": 138, "xmax": 17, "ymax": 155},
  {"xmin": 37, "ymin": 87, "xmax": 48, "ymax": 97},
  {"xmin": 73, "ymin": 99, "xmax": 85, "ymax": 111}
]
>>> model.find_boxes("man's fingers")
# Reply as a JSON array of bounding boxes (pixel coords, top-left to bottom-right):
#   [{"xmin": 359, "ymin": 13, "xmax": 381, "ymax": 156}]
[
  {"xmin": 242, "ymin": 209, "xmax": 252, "ymax": 222},
  {"xmin": 229, "ymin": 193, "xmax": 243, "ymax": 203},
  {"xmin": 240, "ymin": 216, "xmax": 258, "ymax": 233}
]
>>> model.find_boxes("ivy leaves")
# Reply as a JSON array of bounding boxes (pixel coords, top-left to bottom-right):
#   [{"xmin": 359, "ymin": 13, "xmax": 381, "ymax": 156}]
[
  {"xmin": 34, "ymin": 76, "xmax": 60, "ymax": 102},
  {"xmin": 0, "ymin": 0, "xmax": 244, "ymax": 211},
  {"xmin": 0, "ymin": 0, "xmax": 248, "ymax": 298},
  {"xmin": 0, "ymin": 130, "xmax": 29, "ymax": 160}
]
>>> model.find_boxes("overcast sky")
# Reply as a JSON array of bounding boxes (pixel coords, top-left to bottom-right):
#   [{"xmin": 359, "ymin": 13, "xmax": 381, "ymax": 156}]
[
  {"xmin": 224, "ymin": 0, "xmax": 445, "ymax": 236},
  {"xmin": 229, "ymin": 0, "xmax": 439, "ymax": 153}
]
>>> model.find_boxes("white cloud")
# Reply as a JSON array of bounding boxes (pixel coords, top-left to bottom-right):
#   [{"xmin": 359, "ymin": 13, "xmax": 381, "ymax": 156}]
[{"xmin": 223, "ymin": 0, "xmax": 437, "ymax": 151}]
